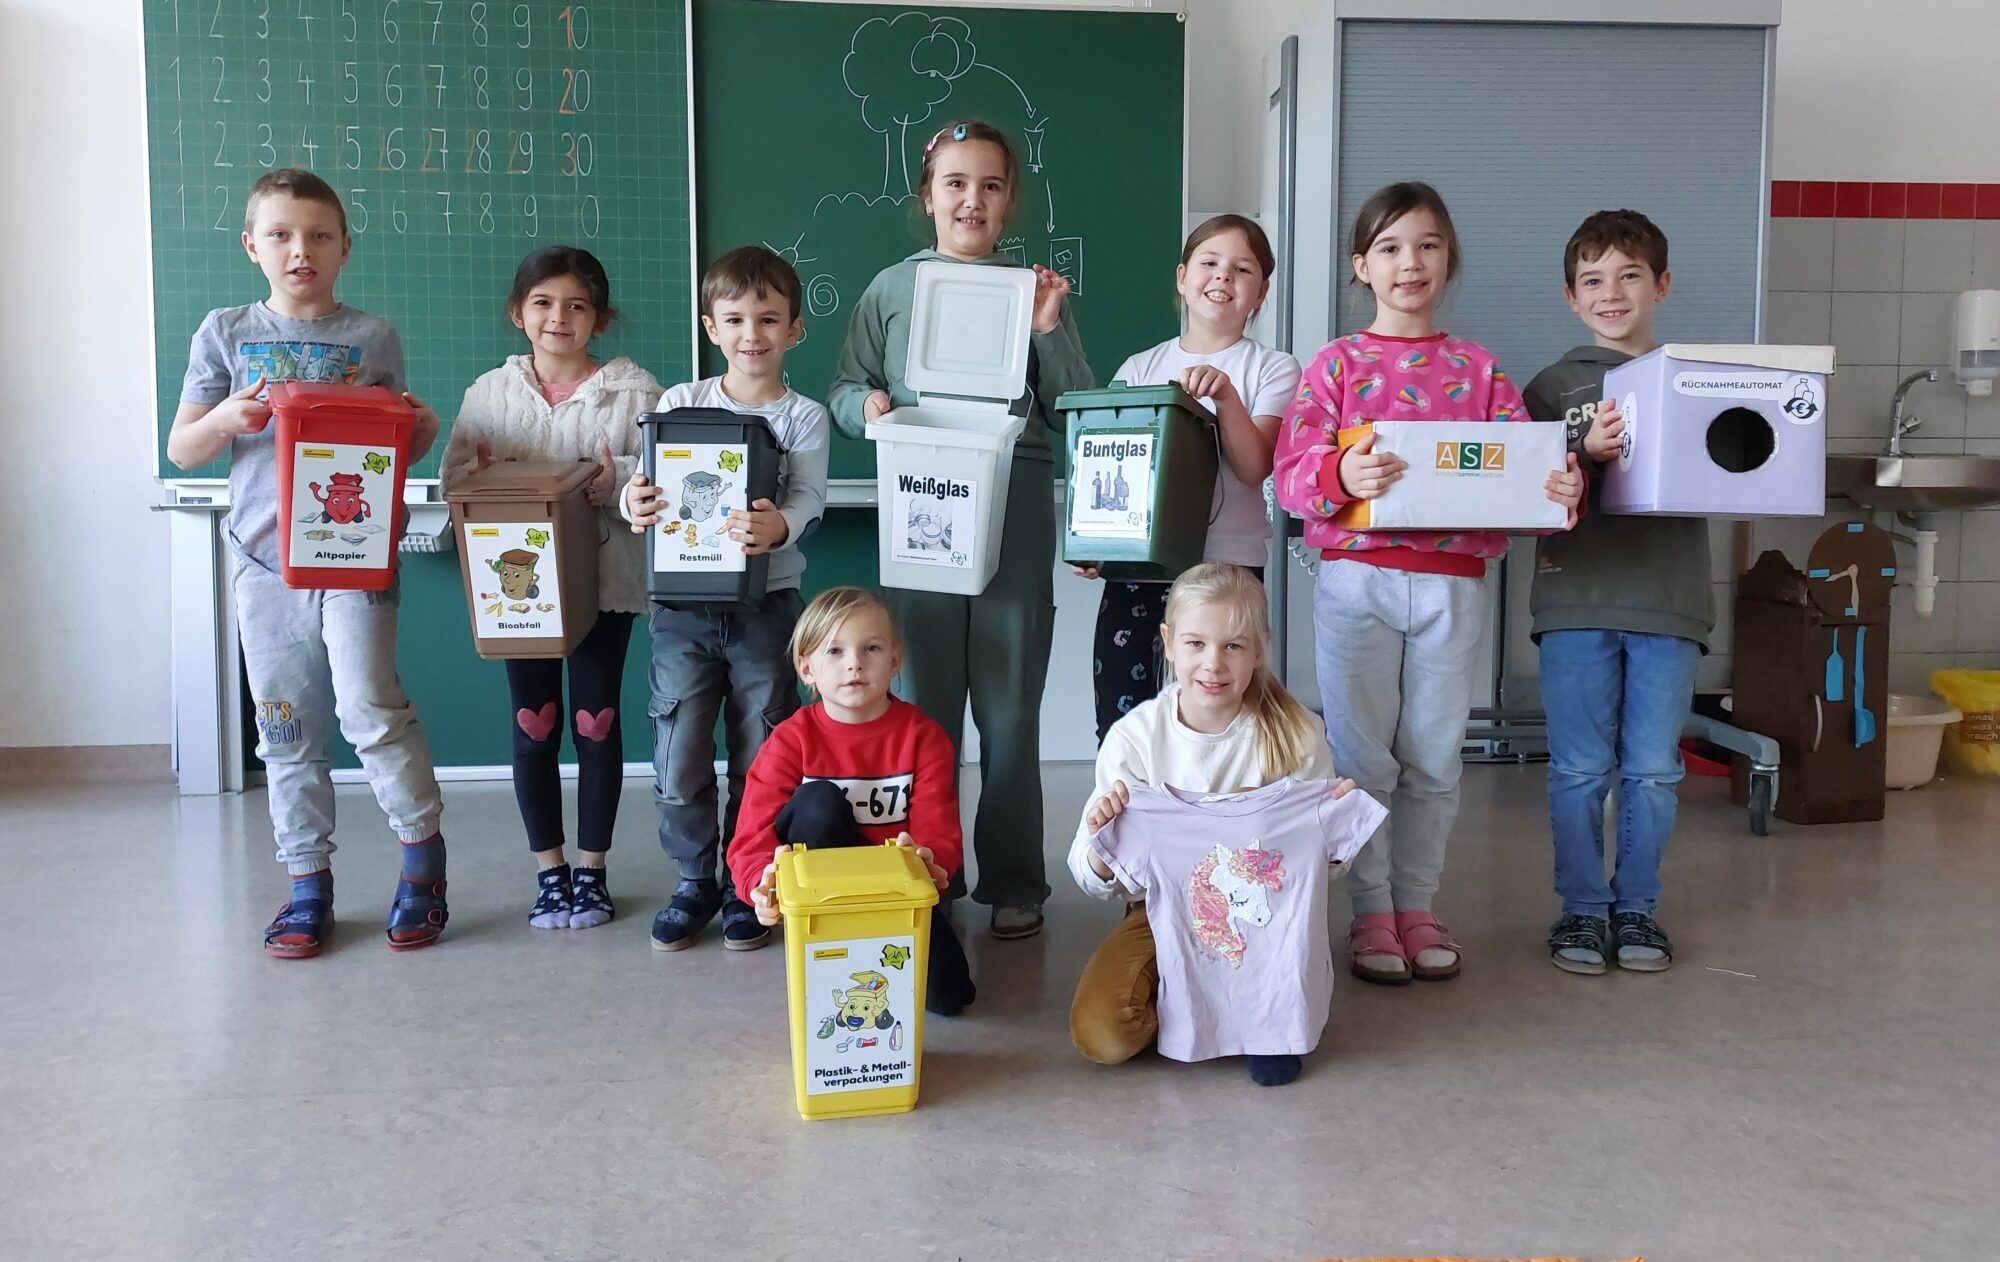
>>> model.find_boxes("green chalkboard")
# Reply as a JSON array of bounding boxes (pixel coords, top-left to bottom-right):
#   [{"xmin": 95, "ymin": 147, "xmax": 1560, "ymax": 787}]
[
  {"xmin": 178, "ymin": 0, "xmax": 1186, "ymax": 773},
  {"xmin": 142, "ymin": 0, "xmax": 697, "ymax": 479},
  {"xmin": 693, "ymin": 0, "xmax": 1187, "ymax": 479}
]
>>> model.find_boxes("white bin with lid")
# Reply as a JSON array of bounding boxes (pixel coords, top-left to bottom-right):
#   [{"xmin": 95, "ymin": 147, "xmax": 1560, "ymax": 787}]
[{"xmin": 865, "ymin": 261, "xmax": 1034, "ymax": 595}]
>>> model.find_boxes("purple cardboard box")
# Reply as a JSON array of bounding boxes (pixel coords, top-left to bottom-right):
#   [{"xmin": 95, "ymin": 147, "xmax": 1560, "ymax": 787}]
[{"xmin": 1601, "ymin": 344, "xmax": 1835, "ymax": 517}]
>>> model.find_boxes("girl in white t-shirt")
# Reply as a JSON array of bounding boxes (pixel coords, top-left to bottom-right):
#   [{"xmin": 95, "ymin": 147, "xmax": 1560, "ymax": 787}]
[
  {"xmin": 1074, "ymin": 215, "xmax": 1303, "ymax": 742},
  {"xmin": 1068, "ymin": 563, "xmax": 1358, "ymax": 1086}
]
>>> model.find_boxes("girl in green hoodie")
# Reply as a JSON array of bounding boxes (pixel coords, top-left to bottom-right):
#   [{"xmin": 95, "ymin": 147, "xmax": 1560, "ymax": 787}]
[{"xmin": 829, "ymin": 120, "xmax": 1095, "ymax": 939}]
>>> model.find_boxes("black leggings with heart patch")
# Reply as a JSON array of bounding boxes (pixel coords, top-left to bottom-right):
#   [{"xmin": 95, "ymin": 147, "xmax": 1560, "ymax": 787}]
[{"xmin": 503, "ymin": 611, "xmax": 634, "ymax": 854}]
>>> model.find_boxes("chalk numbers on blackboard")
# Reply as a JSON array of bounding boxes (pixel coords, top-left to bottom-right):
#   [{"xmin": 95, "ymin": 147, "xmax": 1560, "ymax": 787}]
[{"xmin": 159, "ymin": 0, "xmax": 602, "ymax": 239}]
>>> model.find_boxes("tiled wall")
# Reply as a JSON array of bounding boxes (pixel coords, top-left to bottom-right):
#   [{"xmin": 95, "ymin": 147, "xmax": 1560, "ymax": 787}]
[{"xmin": 1759, "ymin": 179, "xmax": 2000, "ymax": 696}]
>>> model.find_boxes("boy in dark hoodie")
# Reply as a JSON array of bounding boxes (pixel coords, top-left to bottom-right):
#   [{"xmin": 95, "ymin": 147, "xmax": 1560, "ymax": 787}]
[{"xmin": 1524, "ymin": 210, "xmax": 1711, "ymax": 977}]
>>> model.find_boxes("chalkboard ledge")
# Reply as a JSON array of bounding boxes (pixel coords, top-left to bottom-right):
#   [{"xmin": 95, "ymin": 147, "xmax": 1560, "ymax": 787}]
[
  {"xmin": 157, "ymin": 476, "xmax": 1063, "ymax": 515},
  {"xmin": 159, "ymin": 479, "xmax": 449, "ymax": 511}
]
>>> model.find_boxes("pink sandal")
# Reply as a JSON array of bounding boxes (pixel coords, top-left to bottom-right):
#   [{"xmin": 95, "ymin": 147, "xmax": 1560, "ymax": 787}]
[
  {"xmin": 1395, "ymin": 910, "xmax": 1461, "ymax": 981},
  {"xmin": 1347, "ymin": 912, "xmax": 1411, "ymax": 986}
]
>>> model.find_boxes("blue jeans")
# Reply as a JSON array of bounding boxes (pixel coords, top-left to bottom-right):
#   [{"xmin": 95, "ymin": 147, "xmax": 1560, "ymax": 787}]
[
  {"xmin": 647, "ymin": 589, "xmax": 804, "ymax": 898},
  {"xmin": 1539, "ymin": 629, "xmax": 1702, "ymax": 918}
]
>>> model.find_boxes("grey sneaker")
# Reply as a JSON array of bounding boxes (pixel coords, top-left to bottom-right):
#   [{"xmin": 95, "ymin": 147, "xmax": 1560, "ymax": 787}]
[
  {"xmin": 990, "ymin": 902, "xmax": 1044, "ymax": 940},
  {"xmin": 1612, "ymin": 911, "xmax": 1673, "ymax": 972},
  {"xmin": 1548, "ymin": 913, "xmax": 1609, "ymax": 975}
]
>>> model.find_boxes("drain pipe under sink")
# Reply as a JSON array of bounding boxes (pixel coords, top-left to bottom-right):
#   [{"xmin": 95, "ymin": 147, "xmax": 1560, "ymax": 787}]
[{"xmin": 1895, "ymin": 512, "xmax": 1941, "ymax": 619}]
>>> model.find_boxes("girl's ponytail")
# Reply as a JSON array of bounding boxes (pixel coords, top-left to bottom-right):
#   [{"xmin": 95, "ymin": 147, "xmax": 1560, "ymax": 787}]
[
  {"xmin": 1162, "ymin": 564, "xmax": 1325, "ymax": 783},
  {"xmin": 1242, "ymin": 663, "xmax": 1325, "ymax": 785}
]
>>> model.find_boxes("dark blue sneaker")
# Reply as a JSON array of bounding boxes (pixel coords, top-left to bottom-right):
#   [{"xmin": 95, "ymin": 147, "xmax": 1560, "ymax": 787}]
[
  {"xmin": 650, "ymin": 879, "xmax": 722, "ymax": 952},
  {"xmin": 720, "ymin": 896, "xmax": 771, "ymax": 951}
]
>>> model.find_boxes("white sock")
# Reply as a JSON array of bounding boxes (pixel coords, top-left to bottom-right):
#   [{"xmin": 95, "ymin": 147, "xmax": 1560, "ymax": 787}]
[{"xmin": 1412, "ymin": 945, "xmax": 1458, "ymax": 970}]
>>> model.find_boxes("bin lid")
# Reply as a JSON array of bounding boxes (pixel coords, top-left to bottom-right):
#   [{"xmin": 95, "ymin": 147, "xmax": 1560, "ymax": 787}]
[
  {"xmin": 443, "ymin": 458, "xmax": 597, "ymax": 502},
  {"xmin": 905, "ymin": 261, "xmax": 1036, "ymax": 405},
  {"xmin": 1054, "ymin": 380, "xmax": 1203, "ymax": 415},
  {"xmin": 774, "ymin": 843, "xmax": 941, "ymax": 914},
  {"xmin": 1655, "ymin": 344, "xmax": 1837, "ymax": 375},
  {"xmin": 637, "ymin": 406, "xmax": 777, "ymax": 442},
  {"xmin": 266, "ymin": 381, "xmax": 414, "ymax": 418}
]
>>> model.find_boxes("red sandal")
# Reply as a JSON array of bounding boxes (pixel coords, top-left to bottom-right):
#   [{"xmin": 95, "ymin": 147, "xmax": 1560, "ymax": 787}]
[
  {"xmin": 1395, "ymin": 909, "xmax": 1461, "ymax": 981},
  {"xmin": 1346, "ymin": 912, "xmax": 1411, "ymax": 985}
]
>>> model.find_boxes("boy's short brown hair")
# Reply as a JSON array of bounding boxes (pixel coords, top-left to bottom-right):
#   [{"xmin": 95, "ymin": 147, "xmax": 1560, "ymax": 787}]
[
  {"xmin": 1564, "ymin": 209, "xmax": 1669, "ymax": 289},
  {"xmin": 701, "ymin": 245, "xmax": 802, "ymax": 322},
  {"xmin": 244, "ymin": 168, "xmax": 349, "ymax": 237}
]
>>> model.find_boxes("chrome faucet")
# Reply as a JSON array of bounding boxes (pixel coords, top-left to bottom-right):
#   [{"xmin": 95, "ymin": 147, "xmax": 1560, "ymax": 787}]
[{"xmin": 1889, "ymin": 369, "xmax": 1940, "ymax": 456}]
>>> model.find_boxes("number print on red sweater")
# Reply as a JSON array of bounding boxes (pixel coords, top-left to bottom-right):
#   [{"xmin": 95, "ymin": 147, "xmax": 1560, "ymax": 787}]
[{"xmin": 821, "ymin": 774, "xmax": 916, "ymax": 827}]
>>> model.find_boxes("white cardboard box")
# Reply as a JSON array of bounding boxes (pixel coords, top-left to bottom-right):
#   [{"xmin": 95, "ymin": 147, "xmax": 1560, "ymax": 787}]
[
  {"xmin": 1600, "ymin": 343, "xmax": 1834, "ymax": 518},
  {"xmin": 1334, "ymin": 420, "xmax": 1568, "ymax": 531}
]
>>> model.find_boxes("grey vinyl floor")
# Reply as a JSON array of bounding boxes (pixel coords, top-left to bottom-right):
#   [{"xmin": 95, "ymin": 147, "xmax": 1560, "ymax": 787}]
[{"xmin": 4, "ymin": 763, "xmax": 1995, "ymax": 1261}]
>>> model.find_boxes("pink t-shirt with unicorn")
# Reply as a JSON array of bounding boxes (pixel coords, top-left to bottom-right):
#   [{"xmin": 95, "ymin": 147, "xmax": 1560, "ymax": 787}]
[{"xmin": 1090, "ymin": 779, "xmax": 1386, "ymax": 1062}]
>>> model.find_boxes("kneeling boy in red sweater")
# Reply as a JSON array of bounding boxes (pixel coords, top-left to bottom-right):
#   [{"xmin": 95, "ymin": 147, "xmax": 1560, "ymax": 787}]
[{"xmin": 727, "ymin": 586, "xmax": 976, "ymax": 1015}]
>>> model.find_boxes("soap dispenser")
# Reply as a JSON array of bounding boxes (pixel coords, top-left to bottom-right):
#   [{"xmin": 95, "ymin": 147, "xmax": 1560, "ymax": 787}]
[{"xmin": 1954, "ymin": 289, "xmax": 2000, "ymax": 397}]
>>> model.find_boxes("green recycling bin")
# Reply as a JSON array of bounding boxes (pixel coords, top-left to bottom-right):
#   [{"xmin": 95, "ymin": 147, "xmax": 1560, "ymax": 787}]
[{"xmin": 1057, "ymin": 380, "xmax": 1219, "ymax": 582}]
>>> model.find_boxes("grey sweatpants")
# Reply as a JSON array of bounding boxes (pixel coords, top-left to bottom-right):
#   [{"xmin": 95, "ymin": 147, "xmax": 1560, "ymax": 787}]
[
  {"xmin": 1313, "ymin": 558, "xmax": 1489, "ymax": 916},
  {"xmin": 230, "ymin": 554, "xmax": 444, "ymax": 876}
]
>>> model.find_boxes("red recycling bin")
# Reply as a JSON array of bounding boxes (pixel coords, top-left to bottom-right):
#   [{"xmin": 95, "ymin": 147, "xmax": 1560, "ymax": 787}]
[{"xmin": 269, "ymin": 382, "xmax": 414, "ymax": 590}]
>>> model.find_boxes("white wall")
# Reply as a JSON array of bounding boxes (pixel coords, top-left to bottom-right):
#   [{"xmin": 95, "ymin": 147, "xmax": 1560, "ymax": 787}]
[
  {"xmin": 1773, "ymin": 0, "xmax": 2000, "ymax": 180},
  {"xmin": 0, "ymin": 0, "xmax": 172, "ymax": 748},
  {"xmin": 13, "ymin": 0, "xmax": 2000, "ymax": 753},
  {"xmin": 1204, "ymin": 0, "xmax": 2000, "ymax": 195},
  {"xmin": 1182, "ymin": 0, "xmax": 1311, "ymax": 213}
]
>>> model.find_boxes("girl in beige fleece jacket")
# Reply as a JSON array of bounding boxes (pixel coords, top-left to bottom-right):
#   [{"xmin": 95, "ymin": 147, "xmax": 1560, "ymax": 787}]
[{"xmin": 441, "ymin": 246, "xmax": 661, "ymax": 931}]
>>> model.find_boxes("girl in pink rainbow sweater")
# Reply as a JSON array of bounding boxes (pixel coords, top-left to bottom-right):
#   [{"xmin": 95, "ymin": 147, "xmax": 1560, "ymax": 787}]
[{"xmin": 1274, "ymin": 181, "xmax": 1583, "ymax": 987}]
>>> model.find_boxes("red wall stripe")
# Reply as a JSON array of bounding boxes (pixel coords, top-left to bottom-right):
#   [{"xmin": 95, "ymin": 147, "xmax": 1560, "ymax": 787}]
[{"xmin": 1773, "ymin": 179, "xmax": 2000, "ymax": 218}]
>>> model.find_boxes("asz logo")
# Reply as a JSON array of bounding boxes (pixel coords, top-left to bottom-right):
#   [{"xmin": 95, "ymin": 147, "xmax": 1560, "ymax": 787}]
[{"xmin": 1434, "ymin": 441, "xmax": 1505, "ymax": 472}]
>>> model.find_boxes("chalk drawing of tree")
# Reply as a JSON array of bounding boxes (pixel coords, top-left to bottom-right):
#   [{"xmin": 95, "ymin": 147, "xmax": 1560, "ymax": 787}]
[{"xmin": 842, "ymin": 12, "xmax": 977, "ymax": 197}]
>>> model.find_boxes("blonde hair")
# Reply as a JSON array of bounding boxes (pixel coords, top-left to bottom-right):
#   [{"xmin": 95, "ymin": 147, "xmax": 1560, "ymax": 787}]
[
  {"xmin": 1163, "ymin": 564, "xmax": 1324, "ymax": 783},
  {"xmin": 790, "ymin": 586, "xmax": 899, "ymax": 692}
]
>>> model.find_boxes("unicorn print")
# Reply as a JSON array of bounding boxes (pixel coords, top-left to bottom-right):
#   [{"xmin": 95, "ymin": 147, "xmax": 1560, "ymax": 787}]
[{"xmin": 1188, "ymin": 842, "xmax": 1286, "ymax": 967}]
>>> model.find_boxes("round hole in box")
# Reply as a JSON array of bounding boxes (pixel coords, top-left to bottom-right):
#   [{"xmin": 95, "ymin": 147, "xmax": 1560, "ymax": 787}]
[{"xmin": 1706, "ymin": 407, "xmax": 1775, "ymax": 473}]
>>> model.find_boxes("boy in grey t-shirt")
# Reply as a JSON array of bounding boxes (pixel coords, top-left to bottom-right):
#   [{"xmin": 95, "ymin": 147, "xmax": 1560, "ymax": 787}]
[
  {"xmin": 168, "ymin": 169, "xmax": 450, "ymax": 958},
  {"xmin": 620, "ymin": 246, "xmax": 830, "ymax": 953}
]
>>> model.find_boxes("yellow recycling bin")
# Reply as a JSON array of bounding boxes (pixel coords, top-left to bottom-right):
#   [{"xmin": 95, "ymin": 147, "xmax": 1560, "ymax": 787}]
[{"xmin": 776, "ymin": 843, "xmax": 939, "ymax": 1121}]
